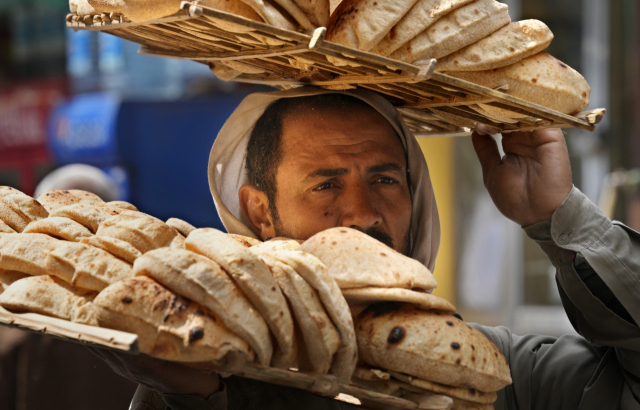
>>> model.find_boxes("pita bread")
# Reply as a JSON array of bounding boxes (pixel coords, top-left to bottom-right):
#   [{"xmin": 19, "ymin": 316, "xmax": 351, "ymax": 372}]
[
  {"xmin": 240, "ymin": 0, "xmax": 298, "ymax": 30},
  {"xmin": 257, "ymin": 253, "xmax": 340, "ymax": 373},
  {"xmin": 185, "ymin": 228, "xmax": 296, "ymax": 369},
  {"xmin": 351, "ymin": 377, "xmax": 424, "ymax": 396},
  {"xmin": 299, "ymin": 227, "xmax": 437, "ymax": 291},
  {"xmin": 220, "ymin": 61, "xmax": 266, "ymax": 75},
  {"xmin": 0, "ymin": 187, "xmax": 49, "ymax": 232},
  {"xmin": 271, "ymin": 0, "xmax": 315, "ymax": 29},
  {"xmin": 329, "ymin": 0, "xmax": 341, "ymax": 14},
  {"xmin": 165, "ymin": 218, "xmax": 196, "ymax": 238},
  {"xmin": 0, "ymin": 275, "xmax": 98, "ymax": 325},
  {"xmin": 389, "ymin": 371, "xmax": 497, "ymax": 404},
  {"xmin": 251, "ymin": 238, "xmax": 302, "ymax": 252},
  {"xmin": 93, "ymin": 276, "xmax": 255, "ymax": 362},
  {"xmin": 227, "ymin": 233, "xmax": 263, "ymax": 247},
  {"xmin": 50, "ymin": 203, "xmax": 125, "ymax": 233},
  {"xmin": 468, "ymin": 104, "xmax": 519, "ymax": 124},
  {"xmin": 390, "ymin": 0, "xmax": 511, "ymax": 63},
  {"xmin": 355, "ymin": 303, "xmax": 511, "ymax": 392},
  {"xmin": 37, "ymin": 190, "xmax": 104, "ymax": 213},
  {"xmin": 476, "ymin": 103, "xmax": 528, "ymax": 120},
  {"xmin": 325, "ymin": 0, "xmax": 420, "ymax": 52},
  {"xmin": 0, "ymin": 233, "xmax": 57, "ymax": 276},
  {"xmin": 22, "ymin": 217, "xmax": 93, "ymax": 242},
  {"xmin": 210, "ymin": 62, "xmax": 243, "ymax": 81},
  {"xmin": 43, "ymin": 241, "xmax": 133, "ymax": 291},
  {"xmin": 95, "ymin": 211, "xmax": 181, "ymax": 254},
  {"xmin": 80, "ymin": 236, "xmax": 142, "ymax": 263},
  {"xmin": 0, "ymin": 220, "xmax": 16, "ymax": 234},
  {"xmin": 403, "ymin": 393, "xmax": 495, "ymax": 410},
  {"xmin": 0, "ymin": 269, "xmax": 30, "ymax": 293},
  {"xmin": 69, "ymin": 0, "xmax": 101, "ymax": 16},
  {"xmin": 372, "ymin": 0, "xmax": 475, "ymax": 56},
  {"xmin": 429, "ymin": 108, "xmax": 477, "ymax": 128},
  {"xmin": 292, "ymin": 0, "xmax": 329, "ymax": 27},
  {"xmin": 342, "ymin": 287, "xmax": 456, "ymax": 313},
  {"xmin": 447, "ymin": 52, "xmax": 590, "ymax": 114},
  {"xmin": 269, "ymin": 250, "xmax": 357, "ymax": 383},
  {"xmin": 435, "ymin": 20, "xmax": 553, "ymax": 72},
  {"xmin": 134, "ymin": 248, "xmax": 273, "ymax": 366},
  {"xmin": 106, "ymin": 201, "xmax": 138, "ymax": 211}
]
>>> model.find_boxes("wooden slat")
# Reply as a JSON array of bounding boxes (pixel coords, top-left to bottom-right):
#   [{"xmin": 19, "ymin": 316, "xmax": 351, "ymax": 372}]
[{"xmin": 0, "ymin": 307, "xmax": 138, "ymax": 352}]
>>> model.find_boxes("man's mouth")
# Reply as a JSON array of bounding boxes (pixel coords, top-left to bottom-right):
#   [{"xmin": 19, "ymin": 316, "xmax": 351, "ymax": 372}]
[{"xmin": 364, "ymin": 227, "xmax": 394, "ymax": 249}]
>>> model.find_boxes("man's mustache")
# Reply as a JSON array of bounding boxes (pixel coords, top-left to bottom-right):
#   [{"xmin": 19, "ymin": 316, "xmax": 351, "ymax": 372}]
[{"xmin": 364, "ymin": 227, "xmax": 394, "ymax": 249}]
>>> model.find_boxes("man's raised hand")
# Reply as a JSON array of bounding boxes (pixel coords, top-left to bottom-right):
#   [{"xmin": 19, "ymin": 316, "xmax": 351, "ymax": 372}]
[{"xmin": 471, "ymin": 125, "xmax": 573, "ymax": 227}]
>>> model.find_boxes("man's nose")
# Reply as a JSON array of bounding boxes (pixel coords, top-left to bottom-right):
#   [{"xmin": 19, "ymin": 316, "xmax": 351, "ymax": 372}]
[{"xmin": 339, "ymin": 184, "xmax": 382, "ymax": 231}]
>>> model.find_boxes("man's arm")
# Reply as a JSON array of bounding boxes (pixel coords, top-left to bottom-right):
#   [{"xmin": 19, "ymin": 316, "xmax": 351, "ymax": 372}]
[{"xmin": 472, "ymin": 126, "xmax": 640, "ymax": 408}]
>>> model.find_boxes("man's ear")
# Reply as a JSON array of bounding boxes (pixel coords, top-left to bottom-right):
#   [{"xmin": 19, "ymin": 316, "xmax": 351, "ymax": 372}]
[{"xmin": 238, "ymin": 184, "xmax": 276, "ymax": 240}]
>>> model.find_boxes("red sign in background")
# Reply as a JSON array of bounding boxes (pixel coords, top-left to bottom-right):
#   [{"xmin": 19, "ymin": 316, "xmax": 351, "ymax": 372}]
[{"xmin": 0, "ymin": 79, "xmax": 67, "ymax": 194}]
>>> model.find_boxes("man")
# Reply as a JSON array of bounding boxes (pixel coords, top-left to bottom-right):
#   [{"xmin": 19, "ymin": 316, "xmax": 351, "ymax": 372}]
[{"xmin": 95, "ymin": 88, "xmax": 639, "ymax": 410}]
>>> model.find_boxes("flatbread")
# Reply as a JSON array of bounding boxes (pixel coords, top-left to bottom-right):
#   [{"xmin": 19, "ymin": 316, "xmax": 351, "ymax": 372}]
[
  {"xmin": 69, "ymin": 0, "xmax": 101, "ymax": 16},
  {"xmin": 403, "ymin": 393, "xmax": 495, "ymax": 410},
  {"xmin": 22, "ymin": 217, "xmax": 94, "ymax": 242},
  {"xmin": 134, "ymin": 248, "xmax": 273, "ymax": 366},
  {"xmin": 106, "ymin": 201, "xmax": 138, "ymax": 211},
  {"xmin": 429, "ymin": 108, "xmax": 476, "ymax": 128},
  {"xmin": 95, "ymin": 211, "xmax": 181, "ymax": 254},
  {"xmin": 341, "ymin": 287, "xmax": 456, "ymax": 313},
  {"xmin": 251, "ymin": 237, "xmax": 302, "ymax": 252},
  {"xmin": 165, "ymin": 218, "xmax": 196, "ymax": 238},
  {"xmin": 210, "ymin": 62, "xmax": 243, "ymax": 81},
  {"xmin": 0, "ymin": 187, "xmax": 49, "ymax": 232},
  {"xmin": 389, "ymin": 371, "xmax": 498, "ymax": 404},
  {"xmin": 0, "ymin": 275, "xmax": 98, "ymax": 325},
  {"xmin": 269, "ymin": 250, "xmax": 357, "ymax": 383},
  {"xmin": 185, "ymin": 228, "xmax": 296, "ymax": 369},
  {"xmin": 44, "ymin": 241, "xmax": 133, "ymax": 292},
  {"xmin": 0, "ymin": 233, "xmax": 57, "ymax": 276},
  {"xmin": 240, "ymin": 0, "xmax": 298, "ymax": 30},
  {"xmin": 351, "ymin": 378, "xmax": 424, "ymax": 396},
  {"xmin": 435, "ymin": 20, "xmax": 553, "ymax": 72},
  {"xmin": 355, "ymin": 303, "xmax": 512, "ymax": 392},
  {"xmin": 353, "ymin": 366, "xmax": 391, "ymax": 381},
  {"xmin": 271, "ymin": 0, "xmax": 315, "ymax": 29},
  {"xmin": 93, "ymin": 276, "xmax": 255, "ymax": 362},
  {"xmin": 50, "ymin": 203, "xmax": 125, "ymax": 233},
  {"xmin": 80, "ymin": 236, "xmax": 142, "ymax": 263},
  {"xmin": 468, "ymin": 104, "xmax": 520, "ymax": 124},
  {"xmin": 0, "ymin": 220, "xmax": 16, "ymax": 234},
  {"xmin": 292, "ymin": 0, "xmax": 329, "ymax": 27},
  {"xmin": 227, "ymin": 233, "xmax": 263, "ymax": 247},
  {"xmin": 257, "ymin": 253, "xmax": 340, "ymax": 373},
  {"xmin": 0, "ymin": 269, "xmax": 29, "ymax": 293},
  {"xmin": 325, "ymin": 0, "xmax": 420, "ymax": 52},
  {"xmin": 37, "ymin": 190, "xmax": 104, "ymax": 213},
  {"xmin": 299, "ymin": 227, "xmax": 437, "ymax": 290},
  {"xmin": 447, "ymin": 52, "xmax": 590, "ymax": 115},
  {"xmin": 390, "ymin": 0, "xmax": 511, "ymax": 63},
  {"xmin": 372, "ymin": 0, "xmax": 475, "ymax": 56}
]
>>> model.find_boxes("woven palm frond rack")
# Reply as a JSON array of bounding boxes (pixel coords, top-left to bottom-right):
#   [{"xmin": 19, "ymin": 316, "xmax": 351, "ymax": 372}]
[{"xmin": 67, "ymin": 1, "xmax": 605, "ymax": 137}]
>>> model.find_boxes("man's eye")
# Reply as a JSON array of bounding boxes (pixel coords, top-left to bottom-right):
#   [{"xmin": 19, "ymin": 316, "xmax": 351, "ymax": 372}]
[
  {"xmin": 314, "ymin": 183, "xmax": 334, "ymax": 191},
  {"xmin": 377, "ymin": 177, "xmax": 397, "ymax": 184}
]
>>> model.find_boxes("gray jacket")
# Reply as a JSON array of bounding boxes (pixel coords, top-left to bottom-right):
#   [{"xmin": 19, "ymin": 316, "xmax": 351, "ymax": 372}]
[{"xmin": 131, "ymin": 187, "xmax": 640, "ymax": 410}]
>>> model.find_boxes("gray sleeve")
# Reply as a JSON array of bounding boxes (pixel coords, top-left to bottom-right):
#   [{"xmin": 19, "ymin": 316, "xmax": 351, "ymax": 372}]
[
  {"xmin": 513, "ymin": 186, "xmax": 640, "ymax": 408},
  {"xmin": 129, "ymin": 384, "xmax": 228, "ymax": 410}
]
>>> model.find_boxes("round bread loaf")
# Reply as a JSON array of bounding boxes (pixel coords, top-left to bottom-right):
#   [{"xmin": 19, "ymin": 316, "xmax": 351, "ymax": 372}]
[
  {"xmin": 355, "ymin": 303, "xmax": 512, "ymax": 393},
  {"xmin": 447, "ymin": 52, "xmax": 590, "ymax": 115}
]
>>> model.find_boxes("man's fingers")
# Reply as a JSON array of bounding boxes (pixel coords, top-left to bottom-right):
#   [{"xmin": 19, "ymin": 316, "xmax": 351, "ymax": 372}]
[{"xmin": 471, "ymin": 131, "xmax": 502, "ymax": 181}]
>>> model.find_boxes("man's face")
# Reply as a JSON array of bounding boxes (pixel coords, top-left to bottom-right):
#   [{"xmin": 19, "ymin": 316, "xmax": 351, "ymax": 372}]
[{"xmin": 270, "ymin": 105, "xmax": 413, "ymax": 254}]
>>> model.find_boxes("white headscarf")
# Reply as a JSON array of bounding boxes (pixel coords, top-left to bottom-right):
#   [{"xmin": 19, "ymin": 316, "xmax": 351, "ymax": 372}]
[{"xmin": 208, "ymin": 87, "xmax": 441, "ymax": 272}]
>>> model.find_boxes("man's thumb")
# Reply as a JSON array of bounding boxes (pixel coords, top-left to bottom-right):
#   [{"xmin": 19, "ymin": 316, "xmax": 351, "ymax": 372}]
[{"xmin": 471, "ymin": 131, "xmax": 501, "ymax": 178}]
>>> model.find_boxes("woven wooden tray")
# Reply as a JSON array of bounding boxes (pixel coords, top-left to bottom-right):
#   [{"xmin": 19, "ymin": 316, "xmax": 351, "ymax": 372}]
[
  {"xmin": 66, "ymin": 1, "xmax": 605, "ymax": 137},
  {"xmin": 0, "ymin": 307, "xmax": 452, "ymax": 409}
]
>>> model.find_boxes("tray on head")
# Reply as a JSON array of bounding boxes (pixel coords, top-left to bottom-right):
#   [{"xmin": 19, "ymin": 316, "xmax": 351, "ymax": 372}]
[
  {"xmin": 0, "ymin": 306, "xmax": 452, "ymax": 409},
  {"xmin": 66, "ymin": 1, "xmax": 605, "ymax": 136}
]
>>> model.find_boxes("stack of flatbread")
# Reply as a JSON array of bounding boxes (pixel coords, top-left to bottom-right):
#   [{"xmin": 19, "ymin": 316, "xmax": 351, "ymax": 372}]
[
  {"xmin": 0, "ymin": 187, "xmax": 511, "ymax": 403},
  {"xmin": 325, "ymin": 0, "xmax": 590, "ymax": 118},
  {"xmin": 299, "ymin": 227, "xmax": 511, "ymax": 409}
]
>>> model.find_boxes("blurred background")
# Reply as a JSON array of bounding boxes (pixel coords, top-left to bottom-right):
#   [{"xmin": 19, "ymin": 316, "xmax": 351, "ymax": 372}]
[{"xmin": 0, "ymin": 0, "xmax": 638, "ymax": 407}]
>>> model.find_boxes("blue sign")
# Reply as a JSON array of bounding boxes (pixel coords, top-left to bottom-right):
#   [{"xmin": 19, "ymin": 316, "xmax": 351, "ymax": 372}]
[{"xmin": 48, "ymin": 92, "xmax": 121, "ymax": 165}]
